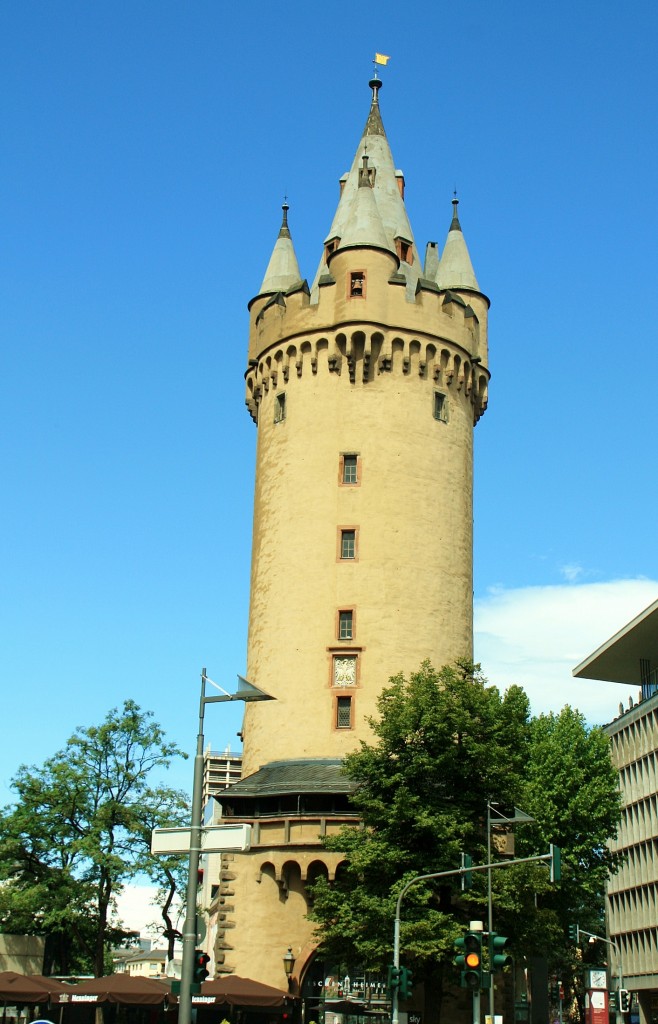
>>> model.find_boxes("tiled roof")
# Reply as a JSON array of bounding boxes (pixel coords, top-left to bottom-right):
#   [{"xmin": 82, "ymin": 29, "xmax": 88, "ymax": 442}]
[{"xmin": 221, "ymin": 758, "xmax": 356, "ymax": 798}]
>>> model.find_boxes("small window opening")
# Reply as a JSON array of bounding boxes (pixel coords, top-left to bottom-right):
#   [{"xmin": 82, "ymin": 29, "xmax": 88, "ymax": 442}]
[
  {"xmin": 336, "ymin": 696, "xmax": 353, "ymax": 729},
  {"xmin": 325, "ymin": 237, "xmax": 340, "ymax": 261},
  {"xmin": 433, "ymin": 392, "xmax": 448, "ymax": 423},
  {"xmin": 350, "ymin": 272, "xmax": 365, "ymax": 297},
  {"xmin": 396, "ymin": 239, "xmax": 413, "ymax": 264},
  {"xmin": 341, "ymin": 530, "xmax": 356, "ymax": 559},
  {"xmin": 342, "ymin": 454, "xmax": 358, "ymax": 484},
  {"xmin": 274, "ymin": 392, "xmax": 286, "ymax": 423},
  {"xmin": 338, "ymin": 610, "xmax": 353, "ymax": 640}
]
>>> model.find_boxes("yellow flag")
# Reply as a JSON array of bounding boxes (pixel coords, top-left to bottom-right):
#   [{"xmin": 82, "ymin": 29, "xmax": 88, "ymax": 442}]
[{"xmin": 374, "ymin": 53, "xmax": 391, "ymax": 66}]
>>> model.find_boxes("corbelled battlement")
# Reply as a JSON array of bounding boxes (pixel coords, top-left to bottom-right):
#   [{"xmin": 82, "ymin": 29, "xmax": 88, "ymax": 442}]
[{"xmin": 245, "ymin": 324, "xmax": 489, "ymax": 425}]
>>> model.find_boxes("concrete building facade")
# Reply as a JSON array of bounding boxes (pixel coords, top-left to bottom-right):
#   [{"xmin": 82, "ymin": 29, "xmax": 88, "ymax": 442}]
[
  {"xmin": 574, "ymin": 597, "xmax": 658, "ymax": 1024},
  {"xmin": 210, "ymin": 77, "xmax": 489, "ymax": 993}
]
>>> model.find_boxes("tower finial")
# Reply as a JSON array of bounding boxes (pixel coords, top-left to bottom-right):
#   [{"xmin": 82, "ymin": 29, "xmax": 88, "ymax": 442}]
[
  {"xmin": 278, "ymin": 199, "xmax": 291, "ymax": 238},
  {"xmin": 450, "ymin": 195, "xmax": 461, "ymax": 232}
]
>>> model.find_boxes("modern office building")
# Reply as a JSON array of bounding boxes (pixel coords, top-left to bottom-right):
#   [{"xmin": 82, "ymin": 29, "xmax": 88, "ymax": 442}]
[{"xmin": 574, "ymin": 597, "xmax": 658, "ymax": 1024}]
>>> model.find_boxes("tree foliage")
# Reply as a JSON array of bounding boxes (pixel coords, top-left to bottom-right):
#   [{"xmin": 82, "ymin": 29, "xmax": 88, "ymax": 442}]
[
  {"xmin": 308, "ymin": 662, "xmax": 621, "ymax": 1005},
  {"xmin": 0, "ymin": 701, "xmax": 188, "ymax": 975}
]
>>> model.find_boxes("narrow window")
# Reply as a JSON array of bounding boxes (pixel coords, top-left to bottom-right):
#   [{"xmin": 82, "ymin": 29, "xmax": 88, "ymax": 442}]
[
  {"xmin": 396, "ymin": 238, "xmax": 413, "ymax": 264},
  {"xmin": 350, "ymin": 271, "xmax": 366, "ymax": 298},
  {"xmin": 342, "ymin": 454, "xmax": 358, "ymax": 484},
  {"xmin": 341, "ymin": 529, "xmax": 356, "ymax": 559},
  {"xmin": 433, "ymin": 391, "xmax": 448, "ymax": 423},
  {"xmin": 336, "ymin": 696, "xmax": 353, "ymax": 729},
  {"xmin": 274, "ymin": 392, "xmax": 286, "ymax": 423},
  {"xmin": 338, "ymin": 610, "xmax": 353, "ymax": 640}
]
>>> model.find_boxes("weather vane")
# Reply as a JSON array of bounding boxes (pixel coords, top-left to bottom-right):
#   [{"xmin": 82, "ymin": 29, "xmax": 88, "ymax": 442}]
[{"xmin": 372, "ymin": 52, "xmax": 391, "ymax": 79}]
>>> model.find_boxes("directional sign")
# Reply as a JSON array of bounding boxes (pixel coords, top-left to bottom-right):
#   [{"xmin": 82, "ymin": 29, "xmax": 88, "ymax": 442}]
[{"xmin": 151, "ymin": 823, "xmax": 251, "ymax": 854}]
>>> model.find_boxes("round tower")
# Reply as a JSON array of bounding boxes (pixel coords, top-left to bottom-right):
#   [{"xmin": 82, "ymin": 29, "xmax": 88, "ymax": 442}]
[{"xmin": 212, "ymin": 79, "xmax": 490, "ymax": 989}]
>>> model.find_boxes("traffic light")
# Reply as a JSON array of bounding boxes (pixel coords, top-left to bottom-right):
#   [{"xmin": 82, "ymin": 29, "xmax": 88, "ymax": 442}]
[
  {"xmin": 568, "ymin": 923, "xmax": 579, "ymax": 943},
  {"xmin": 455, "ymin": 930, "xmax": 482, "ymax": 989},
  {"xmin": 398, "ymin": 967, "xmax": 414, "ymax": 1000},
  {"xmin": 193, "ymin": 950, "xmax": 210, "ymax": 983},
  {"xmin": 387, "ymin": 965, "xmax": 401, "ymax": 993},
  {"xmin": 489, "ymin": 933, "xmax": 512, "ymax": 973},
  {"xmin": 609, "ymin": 991, "xmax": 618, "ymax": 1012},
  {"xmin": 619, "ymin": 990, "xmax": 631, "ymax": 1014}
]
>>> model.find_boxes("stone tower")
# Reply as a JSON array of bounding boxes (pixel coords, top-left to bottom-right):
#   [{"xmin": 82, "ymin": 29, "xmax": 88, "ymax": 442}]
[{"xmin": 211, "ymin": 78, "xmax": 489, "ymax": 992}]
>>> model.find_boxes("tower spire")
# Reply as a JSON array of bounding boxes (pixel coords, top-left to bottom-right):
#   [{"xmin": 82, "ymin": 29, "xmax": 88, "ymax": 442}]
[
  {"xmin": 257, "ymin": 201, "xmax": 303, "ymax": 296},
  {"xmin": 436, "ymin": 196, "xmax": 480, "ymax": 292}
]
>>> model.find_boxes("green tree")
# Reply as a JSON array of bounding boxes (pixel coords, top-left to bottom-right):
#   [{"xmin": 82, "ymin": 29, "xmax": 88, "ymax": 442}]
[
  {"xmin": 308, "ymin": 663, "xmax": 621, "ymax": 1022},
  {"xmin": 0, "ymin": 701, "xmax": 188, "ymax": 976}
]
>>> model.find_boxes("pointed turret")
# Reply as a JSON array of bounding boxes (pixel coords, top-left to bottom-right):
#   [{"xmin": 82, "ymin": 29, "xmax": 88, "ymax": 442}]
[
  {"xmin": 436, "ymin": 198, "xmax": 480, "ymax": 292},
  {"xmin": 258, "ymin": 203, "xmax": 303, "ymax": 296},
  {"xmin": 333, "ymin": 154, "xmax": 393, "ymax": 254},
  {"xmin": 311, "ymin": 78, "xmax": 420, "ymax": 298}
]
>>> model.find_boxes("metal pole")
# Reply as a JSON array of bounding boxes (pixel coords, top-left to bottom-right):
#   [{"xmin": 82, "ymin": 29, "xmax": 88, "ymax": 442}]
[
  {"xmin": 487, "ymin": 803, "xmax": 494, "ymax": 1024},
  {"xmin": 391, "ymin": 914, "xmax": 400, "ymax": 1024},
  {"xmin": 179, "ymin": 668, "xmax": 207, "ymax": 1024},
  {"xmin": 473, "ymin": 987, "xmax": 481, "ymax": 1024}
]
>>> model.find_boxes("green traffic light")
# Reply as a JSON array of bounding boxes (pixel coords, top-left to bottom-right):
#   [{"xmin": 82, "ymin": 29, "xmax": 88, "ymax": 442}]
[{"xmin": 489, "ymin": 933, "xmax": 512, "ymax": 973}]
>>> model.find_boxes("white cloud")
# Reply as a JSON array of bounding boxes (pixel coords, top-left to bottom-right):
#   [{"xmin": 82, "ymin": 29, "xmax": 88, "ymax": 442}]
[
  {"xmin": 113, "ymin": 884, "xmax": 183, "ymax": 944},
  {"xmin": 474, "ymin": 577, "xmax": 658, "ymax": 725}
]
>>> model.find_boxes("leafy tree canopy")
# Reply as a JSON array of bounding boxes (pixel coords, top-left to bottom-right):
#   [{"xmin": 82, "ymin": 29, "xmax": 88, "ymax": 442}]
[
  {"xmin": 0, "ymin": 700, "xmax": 189, "ymax": 976},
  {"xmin": 309, "ymin": 662, "xmax": 621, "ymax": 994}
]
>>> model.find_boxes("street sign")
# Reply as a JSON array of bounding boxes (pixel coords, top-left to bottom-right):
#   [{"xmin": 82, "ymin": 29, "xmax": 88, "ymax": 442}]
[{"xmin": 151, "ymin": 822, "xmax": 252, "ymax": 854}]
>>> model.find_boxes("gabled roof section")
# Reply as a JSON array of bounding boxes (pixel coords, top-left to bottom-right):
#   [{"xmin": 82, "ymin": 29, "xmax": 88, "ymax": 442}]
[
  {"xmin": 258, "ymin": 203, "xmax": 303, "ymax": 296},
  {"xmin": 436, "ymin": 198, "xmax": 480, "ymax": 292},
  {"xmin": 311, "ymin": 78, "xmax": 420, "ymax": 298}
]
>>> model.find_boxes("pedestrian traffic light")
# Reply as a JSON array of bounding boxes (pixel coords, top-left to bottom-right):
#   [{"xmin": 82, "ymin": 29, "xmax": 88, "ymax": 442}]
[
  {"xmin": 387, "ymin": 965, "xmax": 401, "ymax": 993},
  {"xmin": 193, "ymin": 950, "xmax": 210, "ymax": 983},
  {"xmin": 619, "ymin": 990, "xmax": 631, "ymax": 1014},
  {"xmin": 398, "ymin": 967, "xmax": 414, "ymax": 1000},
  {"xmin": 489, "ymin": 933, "xmax": 512, "ymax": 973},
  {"xmin": 568, "ymin": 923, "xmax": 579, "ymax": 943},
  {"xmin": 455, "ymin": 931, "xmax": 482, "ymax": 989}
]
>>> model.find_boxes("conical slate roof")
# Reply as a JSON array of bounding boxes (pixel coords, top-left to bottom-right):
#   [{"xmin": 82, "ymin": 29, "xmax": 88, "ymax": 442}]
[
  {"xmin": 334, "ymin": 154, "xmax": 392, "ymax": 253},
  {"xmin": 436, "ymin": 198, "xmax": 480, "ymax": 291},
  {"xmin": 311, "ymin": 79, "xmax": 421, "ymax": 297},
  {"xmin": 258, "ymin": 203, "xmax": 303, "ymax": 295}
]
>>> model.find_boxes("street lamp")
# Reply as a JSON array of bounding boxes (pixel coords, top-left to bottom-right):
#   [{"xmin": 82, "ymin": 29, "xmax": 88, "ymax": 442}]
[
  {"xmin": 283, "ymin": 947, "xmax": 296, "ymax": 989},
  {"xmin": 178, "ymin": 668, "xmax": 275, "ymax": 1024},
  {"xmin": 487, "ymin": 803, "xmax": 535, "ymax": 1021}
]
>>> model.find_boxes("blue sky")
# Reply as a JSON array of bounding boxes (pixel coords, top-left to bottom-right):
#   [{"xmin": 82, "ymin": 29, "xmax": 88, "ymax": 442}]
[{"xmin": 2, "ymin": 1, "xmax": 658, "ymax": 809}]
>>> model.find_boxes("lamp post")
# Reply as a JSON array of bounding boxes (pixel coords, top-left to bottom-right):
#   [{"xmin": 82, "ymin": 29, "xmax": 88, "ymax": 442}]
[
  {"xmin": 178, "ymin": 668, "xmax": 275, "ymax": 1024},
  {"xmin": 283, "ymin": 947, "xmax": 296, "ymax": 990},
  {"xmin": 487, "ymin": 803, "xmax": 535, "ymax": 1023}
]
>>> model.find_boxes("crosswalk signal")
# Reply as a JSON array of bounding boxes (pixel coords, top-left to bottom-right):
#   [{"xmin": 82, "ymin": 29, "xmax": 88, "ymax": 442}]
[
  {"xmin": 489, "ymin": 933, "xmax": 512, "ymax": 973},
  {"xmin": 455, "ymin": 931, "xmax": 482, "ymax": 989},
  {"xmin": 193, "ymin": 949, "xmax": 210, "ymax": 983}
]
